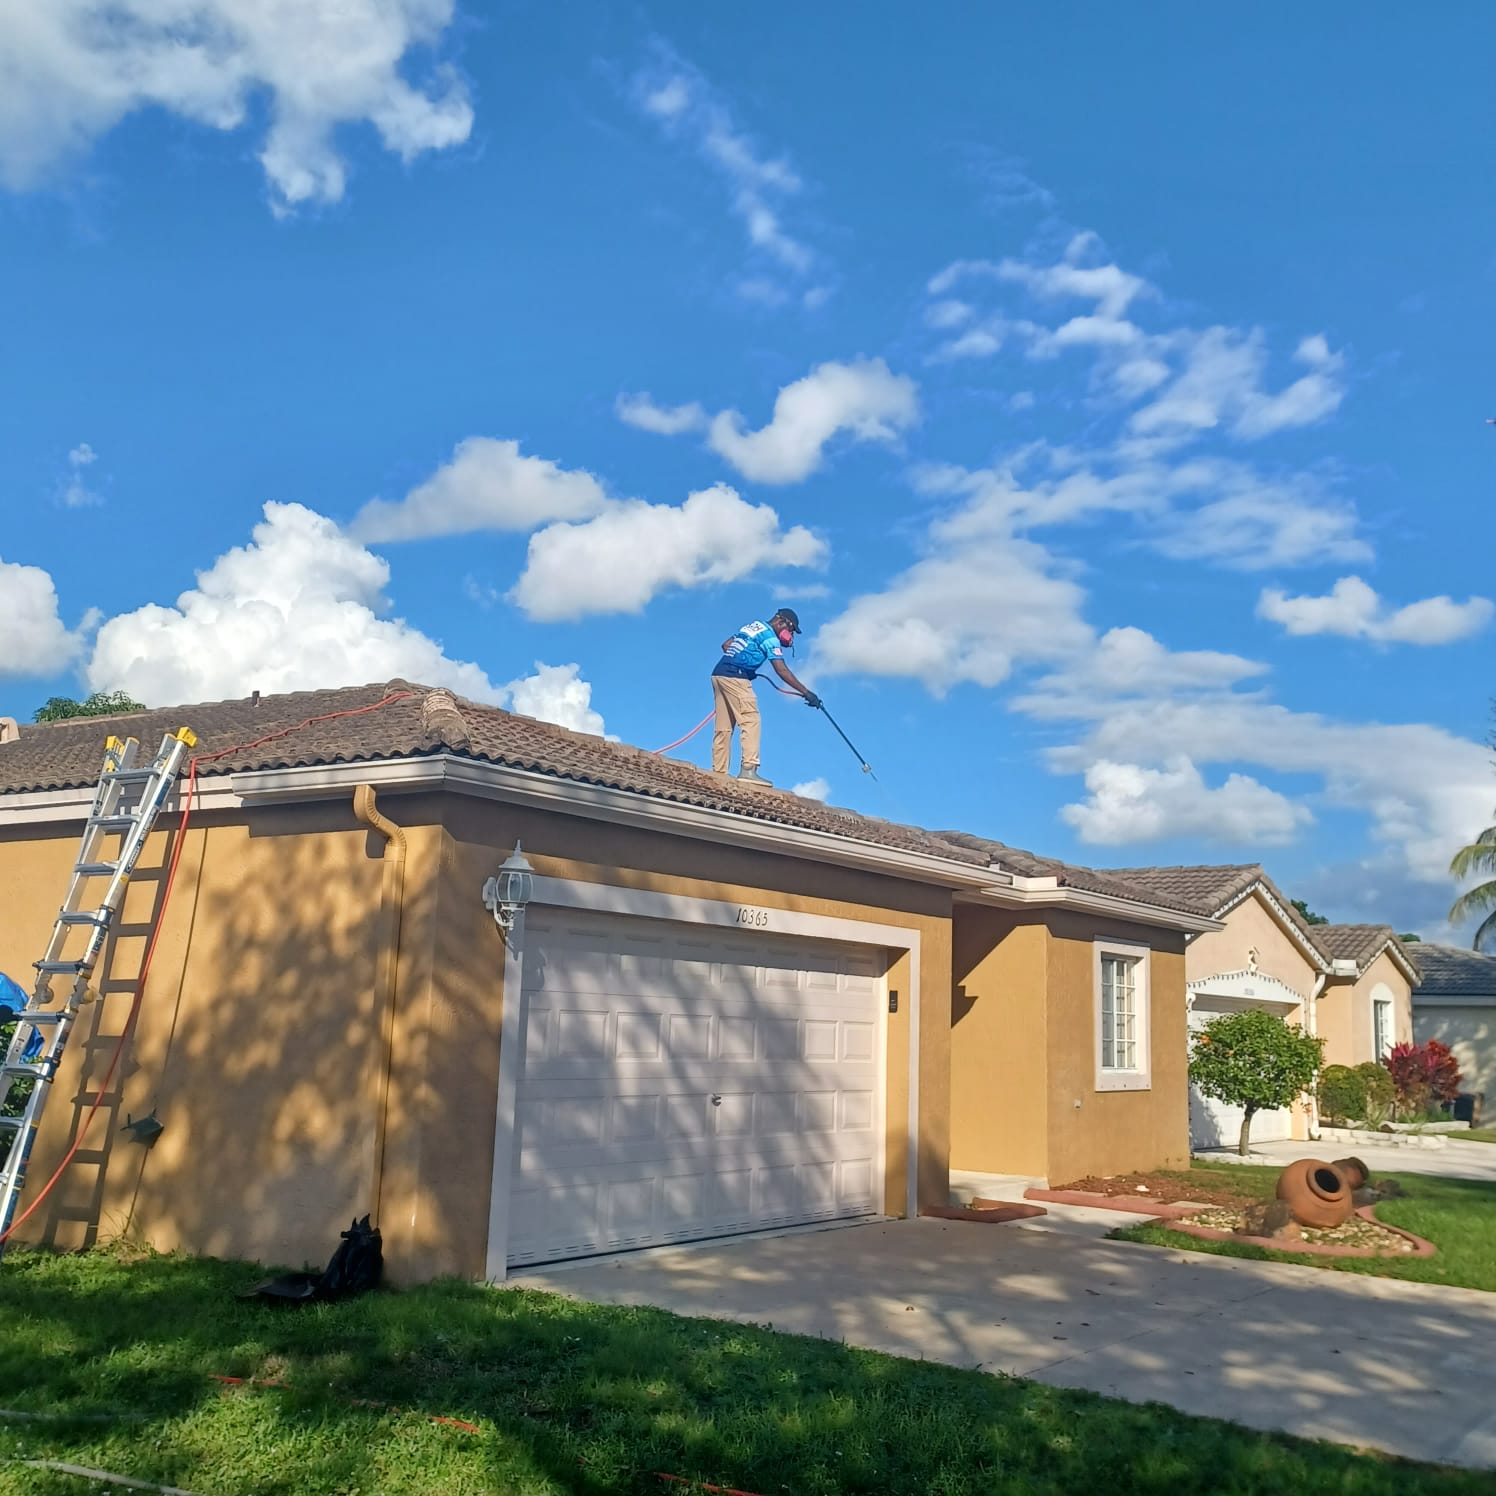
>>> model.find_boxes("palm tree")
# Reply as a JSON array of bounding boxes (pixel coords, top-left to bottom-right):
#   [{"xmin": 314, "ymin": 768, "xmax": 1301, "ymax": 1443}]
[{"xmin": 1450, "ymin": 823, "xmax": 1496, "ymax": 950}]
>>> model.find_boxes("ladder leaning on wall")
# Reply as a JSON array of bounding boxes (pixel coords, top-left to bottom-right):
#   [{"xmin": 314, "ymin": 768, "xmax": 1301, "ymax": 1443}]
[{"xmin": 0, "ymin": 727, "xmax": 196, "ymax": 1256}]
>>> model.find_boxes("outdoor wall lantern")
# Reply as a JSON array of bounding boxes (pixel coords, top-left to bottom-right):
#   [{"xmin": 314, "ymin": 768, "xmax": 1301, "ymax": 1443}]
[{"xmin": 483, "ymin": 842, "xmax": 535, "ymax": 940}]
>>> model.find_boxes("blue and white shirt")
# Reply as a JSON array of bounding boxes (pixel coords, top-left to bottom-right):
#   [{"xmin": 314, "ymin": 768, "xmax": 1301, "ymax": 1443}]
[{"xmin": 713, "ymin": 619, "xmax": 784, "ymax": 679}]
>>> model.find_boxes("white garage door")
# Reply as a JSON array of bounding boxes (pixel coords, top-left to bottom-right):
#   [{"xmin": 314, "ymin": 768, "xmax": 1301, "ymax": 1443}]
[
  {"xmin": 505, "ymin": 910, "xmax": 887, "ymax": 1267},
  {"xmin": 1188, "ymin": 1002, "xmax": 1293, "ymax": 1148}
]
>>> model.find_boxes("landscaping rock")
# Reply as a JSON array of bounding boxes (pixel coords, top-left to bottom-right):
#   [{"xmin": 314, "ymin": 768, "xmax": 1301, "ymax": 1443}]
[{"xmin": 1238, "ymin": 1200, "xmax": 1302, "ymax": 1240}]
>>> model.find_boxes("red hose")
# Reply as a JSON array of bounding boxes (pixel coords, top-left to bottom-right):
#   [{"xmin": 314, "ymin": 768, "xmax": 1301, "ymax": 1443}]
[{"xmin": 0, "ymin": 692, "xmax": 414, "ymax": 1244}]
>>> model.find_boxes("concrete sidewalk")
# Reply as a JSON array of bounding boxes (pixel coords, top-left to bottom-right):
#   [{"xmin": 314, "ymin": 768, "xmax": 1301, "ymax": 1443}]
[
  {"xmin": 516, "ymin": 1217, "xmax": 1496, "ymax": 1470},
  {"xmin": 1199, "ymin": 1137, "xmax": 1496, "ymax": 1183}
]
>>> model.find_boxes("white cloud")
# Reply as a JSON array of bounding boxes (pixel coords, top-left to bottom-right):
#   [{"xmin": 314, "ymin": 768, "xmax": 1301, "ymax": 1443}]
[
  {"xmin": 1041, "ymin": 693, "xmax": 1492, "ymax": 887},
  {"xmin": 1019, "ymin": 626, "xmax": 1267, "ymax": 707},
  {"xmin": 707, "ymin": 358, "xmax": 919, "ymax": 484},
  {"xmin": 0, "ymin": 556, "xmax": 83, "ymax": 676},
  {"xmin": 349, "ymin": 438, "xmax": 610, "ymax": 543},
  {"xmin": 792, "ymin": 777, "xmax": 831, "ymax": 801},
  {"xmin": 60, "ymin": 441, "xmax": 100, "ymax": 508},
  {"xmin": 511, "ymin": 483, "xmax": 825, "ymax": 622},
  {"xmin": 1060, "ymin": 757, "xmax": 1312, "ymax": 846},
  {"xmin": 615, "ymin": 393, "xmax": 708, "ymax": 436},
  {"xmin": 0, "ymin": 0, "xmax": 472, "ymax": 213},
  {"xmin": 1258, "ymin": 576, "xmax": 1494, "ymax": 645},
  {"xmin": 814, "ymin": 537, "xmax": 1091, "ymax": 693},
  {"xmin": 86, "ymin": 501, "xmax": 504, "ymax": 704},
  {"xmin": 505, "ymin": 661, "xmax": 605, "ymax": 736},
  {"xmin": 1131, "ymin": 326, "xmax": 1346, "ymax": 441},
  {"xmin": 634, "ymin": 54, "xmax": 817, "ymax": 290}
]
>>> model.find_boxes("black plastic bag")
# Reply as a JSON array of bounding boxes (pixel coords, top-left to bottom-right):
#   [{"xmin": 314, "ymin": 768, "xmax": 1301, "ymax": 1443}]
[{"xmin": 243, "ymin": 1215, "xmax": 384, "ymax": 1304}]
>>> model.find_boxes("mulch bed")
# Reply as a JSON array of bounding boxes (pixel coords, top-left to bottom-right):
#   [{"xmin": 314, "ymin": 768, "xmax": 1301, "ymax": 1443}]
[{"xmin": 1054, "ymin": 1171, "xmax": 1255, "ymax": 1209}]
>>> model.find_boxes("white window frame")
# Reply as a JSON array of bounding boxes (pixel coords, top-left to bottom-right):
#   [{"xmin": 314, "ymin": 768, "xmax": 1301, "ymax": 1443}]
[
  {"xmin": 1372, "ymin": 994, "xmax": 1394, "ymax": 1061},
  {"xmin": 1094, "ymin": 939, "xmax": 1151, "ymax": 1092}
]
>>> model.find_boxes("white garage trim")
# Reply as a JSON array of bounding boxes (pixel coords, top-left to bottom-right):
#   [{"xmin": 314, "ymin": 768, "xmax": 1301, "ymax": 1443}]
[{"xmin": 484, "ymin": 876, "xmax": 921, "ymax": 1281}]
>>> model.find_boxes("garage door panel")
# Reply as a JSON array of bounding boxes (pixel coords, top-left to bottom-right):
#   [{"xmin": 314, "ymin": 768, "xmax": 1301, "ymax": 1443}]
[{"xmin": 507, "ymin": 912, "xmax": 887, "ymax": 1266}]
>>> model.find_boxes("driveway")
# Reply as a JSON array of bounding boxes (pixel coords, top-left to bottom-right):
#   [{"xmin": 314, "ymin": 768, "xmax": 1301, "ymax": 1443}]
[
  {"xmin": 516, "ymin": 1214, "xmax": 1496, "ymax": 1470},
  {"xmin": 1200, "ymin": 1136, "xmax": 1496, "ymax": 1183}
]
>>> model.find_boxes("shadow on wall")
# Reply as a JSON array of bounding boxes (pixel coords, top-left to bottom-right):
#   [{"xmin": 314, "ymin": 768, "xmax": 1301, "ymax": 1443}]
[{"xmin": 31, "ymin": 804, "xmax": 422, "ymax": 1273}]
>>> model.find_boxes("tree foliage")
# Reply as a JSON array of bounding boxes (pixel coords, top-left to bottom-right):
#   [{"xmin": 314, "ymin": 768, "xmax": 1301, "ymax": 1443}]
[
  {"xmin": 1190, "ymin": 1009, "xmax": 1324, "ymax": 1155},
  {"xmin": 1449, "ymin": 706, "xmax": 1496, "ymax": 951},
  {"xmin": 33, "ymin": 691, "xmax": 146, "ymax": 723},
  {"xmin": 1316, "ymin": 1064, "xmax": 1364, "ymax": 1125},
  {"xmin": 1289, "ymin": 898, "xmax": 1329, "ymax": 926},
  {"xmin": 1385, "ymin": 1039, "xmax": 1461, "ymax": 1118}
]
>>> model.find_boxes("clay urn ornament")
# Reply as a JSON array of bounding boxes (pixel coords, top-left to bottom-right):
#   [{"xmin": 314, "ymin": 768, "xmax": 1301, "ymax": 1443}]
[{"xmin": 1275, "ymin": 1159, "xmax": 1353, "ymax": 1229}]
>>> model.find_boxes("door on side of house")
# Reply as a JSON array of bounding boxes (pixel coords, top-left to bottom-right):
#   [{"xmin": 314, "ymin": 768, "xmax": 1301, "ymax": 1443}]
[
  {"xmin": 1187, "ymin": 997, "xmax": 1295, "ymax": 1149},
  {"xmin": 504, "ymin": 909, "xmax": 888, "ymax": 1268}
]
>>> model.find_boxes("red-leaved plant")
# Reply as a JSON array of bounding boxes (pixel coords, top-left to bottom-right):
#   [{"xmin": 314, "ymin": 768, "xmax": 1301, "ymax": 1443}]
[{"xmin": 1384, "ymin": 1039, "xmax": 1461, "ymax": 1118}]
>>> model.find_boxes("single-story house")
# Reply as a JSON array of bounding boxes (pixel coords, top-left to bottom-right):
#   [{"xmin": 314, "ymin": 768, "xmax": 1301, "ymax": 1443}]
[
  {"xmin": 0, "ymin": 680, "xmax": 1216, "ymax": 1282},
  {"xmin": 1313, "ymin": 924, "xmax": 1418, "ymax": 1068},
  {"xmin": 1411, "ymin": 943, "xmax": 1496, "ymax": 1113},
  {"xmin": 1103, "ymin": 865, "xmax": 1330, "ymax": 1148}
]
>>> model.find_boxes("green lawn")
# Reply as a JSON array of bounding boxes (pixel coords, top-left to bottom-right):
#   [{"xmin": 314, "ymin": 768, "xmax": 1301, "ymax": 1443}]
[
  {"xmin": 1112, "ymin": 1163, "xmax": 1496, "ymax": 1292},
  {"xmin": 0, "ymin": 1246, "xmax": 1486, "ymax": 1494},
  {"xmin": 1458, "ymin": 1128, "xmax": 1496, "ymax": 1144}
]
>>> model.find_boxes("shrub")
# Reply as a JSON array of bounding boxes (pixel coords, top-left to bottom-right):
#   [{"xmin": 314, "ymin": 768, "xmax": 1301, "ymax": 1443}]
[
  {"xmin": 1385, "ymin": 1040, "xmax": 1461, "ymax": 1119},
  {"xmin": 1191, "ymin": 1010, "xmax": 1324, "ymax": 1154},
  {"xmin": 1317, "ymin": 1064, "xmax": 1366, "ymax": 1125},
  {"xmin": 1357, "ymin": 1061, "xmax": 1396, "ymax": 1126}
]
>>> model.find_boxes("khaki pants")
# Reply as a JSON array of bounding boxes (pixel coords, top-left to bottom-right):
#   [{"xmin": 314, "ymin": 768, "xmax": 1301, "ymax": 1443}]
[{"xmin": 711, "ymin": 675, "xmax": 760, "ymax": 773}]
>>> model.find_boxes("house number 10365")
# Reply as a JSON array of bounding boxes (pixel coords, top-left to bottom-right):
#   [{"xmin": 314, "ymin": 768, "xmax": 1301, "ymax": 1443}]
[{"xmin": 735, "ymin": 906, "xmax": 770, "ymax": 928}]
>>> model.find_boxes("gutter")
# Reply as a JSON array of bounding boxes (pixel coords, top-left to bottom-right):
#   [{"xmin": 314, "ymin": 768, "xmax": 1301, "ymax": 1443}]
[
  {"xmin": 352, "ymin": 784, "xmax": 407, "ymax": 1229},
  {"xmin": 233, "ymin": 757, "xmax": 1223, "ymax": 933}
]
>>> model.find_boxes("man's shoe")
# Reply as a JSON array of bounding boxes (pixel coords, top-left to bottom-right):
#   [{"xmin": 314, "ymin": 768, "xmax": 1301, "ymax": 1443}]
[{"xmin": 737, "ymin": 768, "xmax": 774, "ymax": 787}]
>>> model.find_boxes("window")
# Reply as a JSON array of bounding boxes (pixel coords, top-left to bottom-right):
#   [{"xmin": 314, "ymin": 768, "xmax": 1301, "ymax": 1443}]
[
  {"xmin": 1373, "ymin": 996, "xmax": 1393, "ymax": 1060},
  {"xmin": 1094, "ymin": 941, "xmax": 1151, "ymax": 1091}
]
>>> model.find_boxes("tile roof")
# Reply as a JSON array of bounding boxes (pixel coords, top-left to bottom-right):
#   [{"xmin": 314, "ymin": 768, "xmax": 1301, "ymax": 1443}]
[
  {"xmin": 936, "ymin": 833, "xmax": 1208, "ymax": 914},
  {"xmin": 1102, "ymin": 864, "xmax": 1263, "ymax": 914},
  {"xmin": 1410, "ymin": 943, "xmax": 1496, "ymax": 999},
  {"xmin": 0, "ymin": 679, "xmax": 995, "ymax": 869},
  {"xmin": 1313, "ymin": 923, "xmax": 1403, "ymax": 969},
  {"xmin": 1103, "ymin": 863, "xmax": 1330, "ymax": 958}
]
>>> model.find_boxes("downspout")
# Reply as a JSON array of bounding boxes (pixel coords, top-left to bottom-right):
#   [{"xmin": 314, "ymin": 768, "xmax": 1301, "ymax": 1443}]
[
  {"xmin": 353, "ymin": 784, "xmax": 407, "ymax": 1228},
  {"xmin": 1307, "ymin": 972, "xmax": 1326, "ymax": 1138}
]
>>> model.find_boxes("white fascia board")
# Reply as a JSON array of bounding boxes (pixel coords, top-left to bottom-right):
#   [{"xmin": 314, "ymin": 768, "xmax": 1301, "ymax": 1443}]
[
  {"xmin": 1331, "ymin": 959, "xmax": 1359, "ymax": 976},
  {"xmin": 231, "ymin": 754, "xmax": 1003, "ymax": 891},
  {"xmin": 0, "ymin": 778, "xmax": 243, "ymax": 825}
]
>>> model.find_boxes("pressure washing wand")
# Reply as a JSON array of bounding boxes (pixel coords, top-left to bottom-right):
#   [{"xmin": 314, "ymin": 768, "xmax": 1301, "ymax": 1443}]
[{"xmin": 813, "ymin": 700, "xmax": 878, "ymax": 781}]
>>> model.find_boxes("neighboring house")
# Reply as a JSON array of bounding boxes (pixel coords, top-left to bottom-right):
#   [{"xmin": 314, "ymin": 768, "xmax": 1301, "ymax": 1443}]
[
  {"xmin": 1104, "ymin": 865, "xmax": 1330, "ymax": 1149},
  {"xmin": 0, "ymin": 680, "xmax": 1215, "ymax": 1282},
  {"xmin": 1313, "ymin": 924, "xmax": 1418, "ymax": 1070},
  {"xmin": 1411, "ymin": 943, "xmax": 1496, "ymax": 1111}
]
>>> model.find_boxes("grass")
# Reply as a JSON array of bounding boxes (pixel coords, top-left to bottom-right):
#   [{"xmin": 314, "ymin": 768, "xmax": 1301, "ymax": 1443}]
[
  {"xmin": 1111, "ymin": 1162, "xmax": 1496, "ymax": 1292},
  {"xmin": 1458, "ymin": 1128, "xmax": 1496, "ymax": 1144},
  {"xmin": 0, "ymin": 1246, "xmax": 1488, "ymax": 1494}
]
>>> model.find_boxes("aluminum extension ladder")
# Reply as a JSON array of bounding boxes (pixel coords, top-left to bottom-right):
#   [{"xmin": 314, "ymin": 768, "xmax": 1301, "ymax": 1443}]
[{"xmin": 0, "ymin": 727, "xmax": 195, "ymax": 1254}]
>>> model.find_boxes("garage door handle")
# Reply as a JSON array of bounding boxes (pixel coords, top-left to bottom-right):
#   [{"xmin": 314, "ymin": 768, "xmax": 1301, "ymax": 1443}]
[{"xmin": 710, "ymin": 1094, "xmax": 722, "ymax": 1106}]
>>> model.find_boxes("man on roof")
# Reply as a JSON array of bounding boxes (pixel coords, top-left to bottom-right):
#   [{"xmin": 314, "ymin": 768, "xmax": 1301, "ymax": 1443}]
[{"xmin": 711, "ymin": 608, "xmax": 820, "ymax": 787}]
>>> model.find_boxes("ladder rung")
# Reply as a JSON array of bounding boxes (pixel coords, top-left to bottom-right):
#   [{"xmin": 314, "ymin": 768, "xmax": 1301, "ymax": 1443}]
[
  {"xmin": 0, "ymin": 1116, "xmax": 24, "ymax": 1131},
  {"xmin": 57, "ymin": 913, "xmax": 110, "ymax": 928},
  {"xmin": 87, "ymin": 816, "xmax": 139, "ymax": 833},
  {"xmin": 6, "ymin": 1011, "xmax": 64, "ymax": 1027},
  {"xmin": 101, "ymin": 769, "xmax": 156, "ymax": 784},
  {"xmin": 1, "ymin": 1064, "xmax": 47, "ymax": 1080},
  {"xmin": 34, "ymin": 961, "xmax": 87, "ymax": 975},
  {"xmin": 75, "ymin": 863, "xmax": 118, "ymax": 877}
]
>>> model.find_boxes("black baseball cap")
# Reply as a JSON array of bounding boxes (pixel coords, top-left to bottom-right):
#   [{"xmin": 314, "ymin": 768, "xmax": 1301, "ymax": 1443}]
[{"xmin": 774, "ymin": 607, "xmax": 802, "ymax": 633}]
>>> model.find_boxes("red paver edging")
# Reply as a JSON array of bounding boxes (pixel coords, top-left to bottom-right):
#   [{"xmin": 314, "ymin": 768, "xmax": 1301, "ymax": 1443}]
[
  {"xmin": 1021, "ymin": 1190, "xmax": 1436, "ymax": 1259},
  {"xmin": 923, "ymin": 1203, "xmax": 1048, "ymax": 1224},
  {"xmin": 1162, "ymin": 1205, "xmax": 1436, "ymax": 1259},
  {"xmin": 1024, "ymin": 1188, "xmax": 1195, "ymax": 1218}
]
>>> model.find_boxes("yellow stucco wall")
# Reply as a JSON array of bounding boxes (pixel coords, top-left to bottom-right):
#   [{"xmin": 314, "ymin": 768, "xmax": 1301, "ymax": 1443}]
[
  {"xmin": 0, "ymin": 788, "xmax": 958, "ymax": 1282},
  {"xmin": 1321, "ymin": 949, "xmax": 1415, "ymax": 1068},
  {"xmin": 1185, "ymin": 893, "xmax": 1314, "ymax": 1013},
  {"xmin": 948, "ymin": 906, "xmax": 1190, "ymax": 1185}
]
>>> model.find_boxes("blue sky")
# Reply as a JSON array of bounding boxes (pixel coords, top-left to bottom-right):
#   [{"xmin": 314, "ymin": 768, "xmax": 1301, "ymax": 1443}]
[{"xmin": 2, "ymin": 2, "xmax": 1492, "ymax": 936}]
